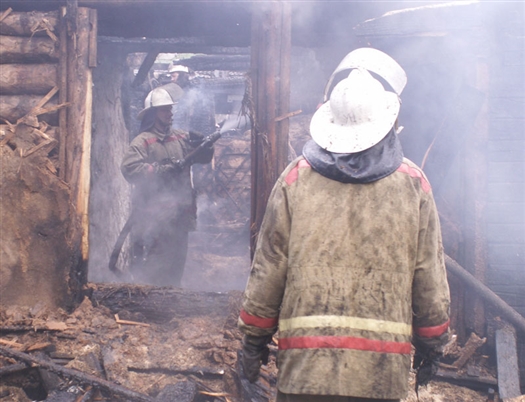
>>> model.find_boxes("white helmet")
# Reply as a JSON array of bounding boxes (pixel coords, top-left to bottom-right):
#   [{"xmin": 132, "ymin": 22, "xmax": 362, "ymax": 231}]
[
  {"xmin": 323, "ymin": 47, "xmax": 407, "ymax": 102},
  {"xmin": 137, "ymin": 86, "xmax": 181, "ymax": 120},
  {"xmin": 310, "ymin": 68, "xmax": 400, "ymax": 153},
  {"xmin": 168, "ymin": 64, "xmax": 189, "ymax": 74}
]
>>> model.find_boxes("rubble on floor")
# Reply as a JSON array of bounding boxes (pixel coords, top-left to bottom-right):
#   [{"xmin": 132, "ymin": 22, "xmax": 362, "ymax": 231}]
[{"xmin": 0, "ymin": 283, "xmax": 506, "ymax": 402}]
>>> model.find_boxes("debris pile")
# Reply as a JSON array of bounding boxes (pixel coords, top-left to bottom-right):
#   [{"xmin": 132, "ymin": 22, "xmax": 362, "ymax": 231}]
[{"xmin": 0, "ymin": 282, "xmax": 505, "ymax": 402}]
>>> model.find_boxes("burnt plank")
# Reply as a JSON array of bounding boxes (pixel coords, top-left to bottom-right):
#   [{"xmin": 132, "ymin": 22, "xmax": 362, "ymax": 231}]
[
  {"xmin": 496, "ymin": 326, "xmax": 521, "ymax": 400},
  {"xmin": 92, "ymin": 283, "xmax": 232, "ymax": 323}
]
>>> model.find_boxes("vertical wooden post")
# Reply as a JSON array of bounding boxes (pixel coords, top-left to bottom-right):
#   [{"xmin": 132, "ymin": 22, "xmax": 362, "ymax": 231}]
[
  {"xmin": 463, "ymin": 57, "xmax": 489, "ymax": 336},
  {"xmin": 64, "ymin": 5, "xmax": 96, "ymax": 265},
  {"xmin": 249, "ymin": 1, "xmax": 291, "ymax": 257}
]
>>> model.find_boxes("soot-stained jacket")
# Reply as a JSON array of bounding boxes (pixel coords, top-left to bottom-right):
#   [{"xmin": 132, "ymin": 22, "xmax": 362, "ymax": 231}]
[
  {"xmin": 238, "ymin": 132, "xmax": 450, "ymax": 399},
  {"xmin": 121, "ymin": 126, "xmax": 213, "ymax": 230}
]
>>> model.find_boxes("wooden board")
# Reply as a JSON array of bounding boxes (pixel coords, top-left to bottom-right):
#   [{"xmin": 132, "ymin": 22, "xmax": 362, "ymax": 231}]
[{"xmin": 496, "ymin": 326, "xmax": 521, "ymax": 400}]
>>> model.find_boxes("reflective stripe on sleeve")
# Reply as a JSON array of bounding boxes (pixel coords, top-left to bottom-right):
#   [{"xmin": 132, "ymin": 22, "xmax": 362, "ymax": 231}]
[
  {"xmin": 239, "ymin": 309, "xmax": 278, "ymax": 329},
  {"xmin": 397, "ymin": 162, "xmax": 431, "ymax": 193},
  {"xmin": 279, "ymin": 336, "xmax": 411, "ymax": 354},
  {"xmin": 414, "ymin": 319, "xmax": 450, "ymax": 338},
  {"xmin": 279, "ymin": 315, "xmax": 412, "ymax": 336},
  {"xmin": 285, "ymin": 159, "xmax": 311, "ymax": 186}
]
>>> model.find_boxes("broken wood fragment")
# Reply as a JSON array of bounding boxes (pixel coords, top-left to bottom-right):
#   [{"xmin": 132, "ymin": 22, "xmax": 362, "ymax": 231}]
[
  {"xmin": 26, "ymin": 342, "xmax": 53, "ymax": 352},
  {"xmin": 0, "ymin": 346, "xmax": 155, "ymax": 402},
  {"xmin": 451, "ymin": 331, "xmax": 486, "ymax": 370},
  {"xmin": 275, "ymin": 109, "xmax": 302, "ymax": 122},
  {"xmin": 114, "ymin": 314, "xmax": 150, "ymax": 328},
  {"xmin": 0, "ymin": 8, "xmax": 12, "ymax": 23},
  {"xmin": 23, "ymin": 138, "xmax": 57, "ymax": 158},
  {"xmin": 0, "ymin": 339, "xmax": 23, "ymax": 349}
]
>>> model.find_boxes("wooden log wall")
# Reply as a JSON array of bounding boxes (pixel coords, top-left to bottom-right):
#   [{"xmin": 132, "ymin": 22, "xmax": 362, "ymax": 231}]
[{"xmin": 0, "ymin": 7, "xmax": 96, "ymax": 310}]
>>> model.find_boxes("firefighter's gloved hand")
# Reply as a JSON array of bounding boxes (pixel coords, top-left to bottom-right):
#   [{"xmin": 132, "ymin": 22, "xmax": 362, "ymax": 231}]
[
  {"xmin": 412, "ymin": 332, "xmax": 448, "ymax": 394},
  {"xmin": 189, "ymin": 130, "xmax": 205, "ymax": 146},
  {"xmin": 241, "ymin": 335, "xmax": 271, "ymax": 383},
  {"xmin": 413, "ymin": 347, "xmax": 441, "ymax": 391},
  {"xmin": 157, "ymin": 163, "xmax": 179, "ymax": 177}
]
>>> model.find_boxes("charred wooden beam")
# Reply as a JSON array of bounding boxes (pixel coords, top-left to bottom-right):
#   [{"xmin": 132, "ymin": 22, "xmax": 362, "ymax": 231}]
[
  {"xmin": 445, "ymin": 254, "xmax": 525, "ymax": 333},
  {"xmin": 0, "ymin": 64, "xmax": 58, "ymax": 95},
  {"xmin": 0, "ymin": 35, "xmax": 59, "ymax": 63},
  {"xmin": 98, "ymin": 35, "xmax": 250, "ymax": 55},
  {"xmin": 0, "ymin": 10, "xmax": 59, "ymax": 37},
  {"xmin": 128, "ymin": 365, "xmax": 224, "ymax": 378},
  {"xmin": 0, "ymin": 363, "xmax": 28, "ymax": 377},
  {"xmin": 131, "ymin": 49, "xmax": 159, "ymax": 88},
  {"xmin": 182, "ymin": 54, "xmax": 250, "ymax": 72},
  {"xmin": 92, "ymin": 283, "xmax": 231, "ymax": 323},
  {"xmin": 0, "ymin": 346, "xmax": 155, "ymax": 402},
  {"xmin": 435, "ymin": 367, "xmax": 497, "ymax": 391}
]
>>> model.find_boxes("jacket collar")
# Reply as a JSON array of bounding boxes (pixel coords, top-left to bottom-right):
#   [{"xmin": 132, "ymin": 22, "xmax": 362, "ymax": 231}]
[{"xmin": 302, "ymin": 129, "xmax": 404, "ymax": 184}]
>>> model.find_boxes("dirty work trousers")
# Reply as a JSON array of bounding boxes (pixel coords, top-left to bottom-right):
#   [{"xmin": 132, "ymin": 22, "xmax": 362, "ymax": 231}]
[
  {"xmin": 131, "ymin": 212, "xmax": 189, "ymax": 287},
  {"xmin": 276, "ymin": 392, "xmax": 400, "ymax": 402}
]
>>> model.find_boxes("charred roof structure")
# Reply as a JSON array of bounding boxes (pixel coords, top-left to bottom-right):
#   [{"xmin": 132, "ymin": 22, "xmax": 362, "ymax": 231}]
[{"xmin": 0, "ymin": 0, "xmax": 524, "ymax": 400}]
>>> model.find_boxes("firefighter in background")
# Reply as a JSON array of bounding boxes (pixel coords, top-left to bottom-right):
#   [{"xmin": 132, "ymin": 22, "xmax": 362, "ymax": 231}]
[
  {"xmin": 238, "ymin": 49, "xmax": 450, "ymax": 402},
  {"xmin": 168, "ymin": 62, "xmax": 216, "ymax": 136},
  {"xmin": 121, "ymin": 85, "xmax": 214, "ymax": 287}
]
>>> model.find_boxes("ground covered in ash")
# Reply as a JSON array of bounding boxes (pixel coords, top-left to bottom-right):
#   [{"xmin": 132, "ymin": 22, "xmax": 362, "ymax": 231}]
[{"xmin": 0, "ymin": 277, "xmax": 499, "ymax": 402}]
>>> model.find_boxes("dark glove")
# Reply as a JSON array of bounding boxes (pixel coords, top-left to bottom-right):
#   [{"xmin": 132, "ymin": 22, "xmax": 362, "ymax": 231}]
[
  {"xmin": 412, "ymin": 333, "xmax": 447, "ymax": 395},
  {"xmin": 413, "ymin": 347, "xmax": 441, "ymax": 393},
  {"xmin": 241, "ymin": 335, "xmax": 271, "ymax": 383},
  {"xmin": 188, "ymin": 130, "xmax": 204, "ymax": 146},
  {"xmin": 156, "ymin": 163, "xmax": 180, "ymax": 177}
]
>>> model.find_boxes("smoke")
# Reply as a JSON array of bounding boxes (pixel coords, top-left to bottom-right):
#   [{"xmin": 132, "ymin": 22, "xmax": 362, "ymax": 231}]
[{"xmin": 88, "ymin": 2, "xmax": 523, "ymax": 296}]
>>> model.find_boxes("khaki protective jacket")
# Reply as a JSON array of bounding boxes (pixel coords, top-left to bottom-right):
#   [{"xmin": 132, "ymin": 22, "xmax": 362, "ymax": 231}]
[
  {"xmin": 121, "ymin": 126, "xmax": 213, "ymax": 230},
  {"xmin": 239, "ymin": 156, "xmax": 450, "ymax": 399}
]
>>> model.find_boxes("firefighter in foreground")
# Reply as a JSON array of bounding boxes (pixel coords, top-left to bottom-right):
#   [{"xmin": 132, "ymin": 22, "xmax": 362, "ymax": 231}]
[
  {"xmin": 238, "ymin": 53, "xmax": 450, "ymax": 401},
  {"xmin": 121, "ymin": 85, "xmax": 214, "ymax": 287}
]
